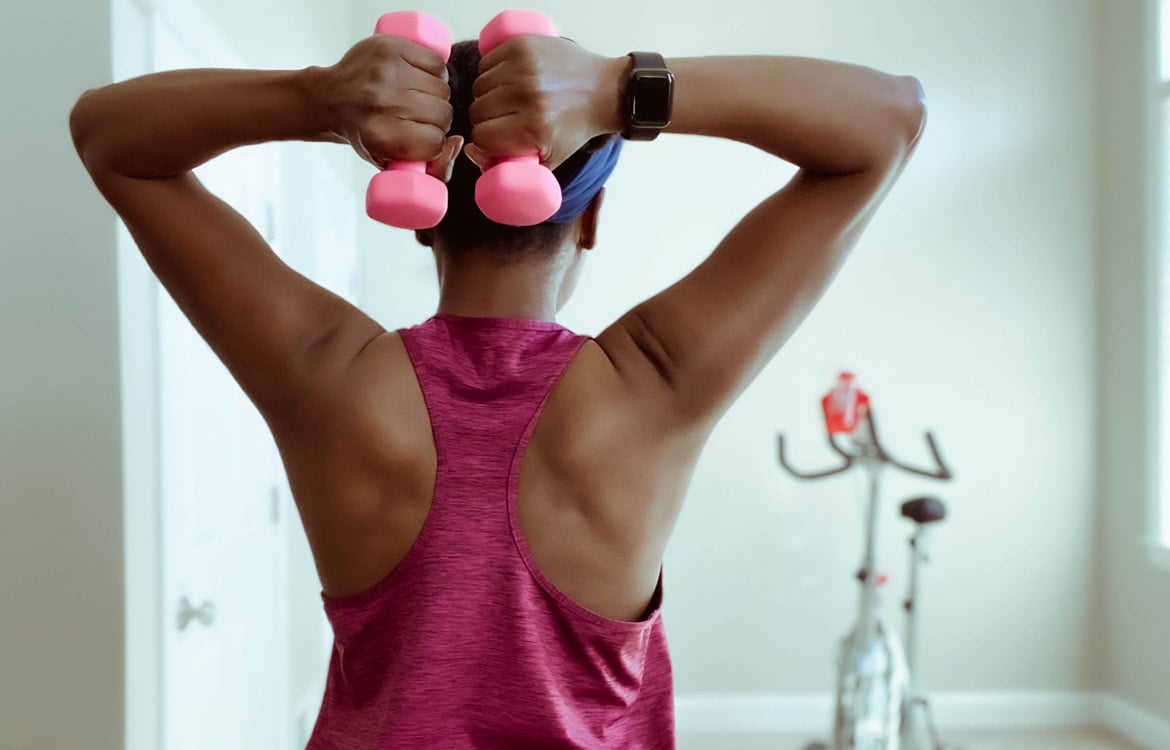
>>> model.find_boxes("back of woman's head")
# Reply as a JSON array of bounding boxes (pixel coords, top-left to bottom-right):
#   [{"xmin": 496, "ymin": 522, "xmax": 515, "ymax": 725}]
[{"xmin": 428, "ymin": 40, "xmax": 610, "ymax": 266}]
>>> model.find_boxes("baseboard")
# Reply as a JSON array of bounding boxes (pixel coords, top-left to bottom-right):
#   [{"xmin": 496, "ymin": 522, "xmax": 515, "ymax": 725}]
[
  {"xmin": 675, "ymin": 691, "xmax": 1170, "ymax": 747},
  {"xmin": 927, "ymin": 691, "xmax": 1100, "ymax": 730},
  {"xmin": 1098, "ymin": 694, "xmax": 1170, "ymax": 749}
]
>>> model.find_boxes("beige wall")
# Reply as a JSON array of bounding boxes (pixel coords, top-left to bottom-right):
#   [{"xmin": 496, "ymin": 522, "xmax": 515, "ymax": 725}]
[
  {"xmin": 0, "ymin": 1, "xmax": 123, "ymax": 749},
  {"xmin": 354, "ymin": 0, "xmax": 1104, "ymax": 698},
  {"xmin": 1099, "ymin": 0, "xmax": 1170, "ymax": 722}
]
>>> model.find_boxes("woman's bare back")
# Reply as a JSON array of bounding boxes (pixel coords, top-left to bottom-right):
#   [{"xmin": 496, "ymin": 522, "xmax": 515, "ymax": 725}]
[{"xmin": 273, "ymin": 328, "xmax": 709, "ymax": 623}]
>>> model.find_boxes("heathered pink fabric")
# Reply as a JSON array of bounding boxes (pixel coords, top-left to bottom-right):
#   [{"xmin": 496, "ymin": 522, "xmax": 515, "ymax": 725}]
[{"xmin": 306, "ymin": 313, "xmax": 675, "ymax": 750}]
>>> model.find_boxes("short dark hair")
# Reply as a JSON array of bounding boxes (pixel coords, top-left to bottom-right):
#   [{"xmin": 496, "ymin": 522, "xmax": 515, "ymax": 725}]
[{"xmin": 426, "ymin": 39, "xmax": 610, "ymax": 266}]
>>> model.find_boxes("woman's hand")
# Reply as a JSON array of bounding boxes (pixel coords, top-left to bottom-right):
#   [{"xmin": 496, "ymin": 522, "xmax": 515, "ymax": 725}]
[
  {"xmin": 463, "ymin": 36, "xmax": 623, "ymax": 173},
  {"xmin": 320, "ymin": 35, "xmax": 462, "ymax": 180}
]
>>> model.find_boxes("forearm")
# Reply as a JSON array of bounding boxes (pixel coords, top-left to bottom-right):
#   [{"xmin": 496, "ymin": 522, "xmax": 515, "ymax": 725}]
[
  {"xmin": 600, "ymin": 55, "xmax": 923, "ymax": 174},
  {"xmin": 70, "ymin": 66, "xmax": 339, "ymax": 178}
]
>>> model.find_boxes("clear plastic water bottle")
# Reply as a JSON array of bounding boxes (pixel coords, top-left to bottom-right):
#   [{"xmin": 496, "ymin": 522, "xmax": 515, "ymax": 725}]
[{"xmin": 832, "ymin": 581, "xmax": 907, "ymax": 749}]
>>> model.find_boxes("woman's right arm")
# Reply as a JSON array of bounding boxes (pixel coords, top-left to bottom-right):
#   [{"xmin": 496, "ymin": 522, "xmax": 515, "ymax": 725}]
[
  {"xmin": 595, "ymin": 54, "xmax": 926, "ymax": 429},
  {"xmin": 469, "ymin": 41, "xmax": 924, "ymax": 430}
]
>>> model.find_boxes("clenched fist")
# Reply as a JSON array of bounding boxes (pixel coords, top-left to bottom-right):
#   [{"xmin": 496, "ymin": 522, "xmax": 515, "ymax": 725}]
[
  {"xmin": 463, "ymin": 36, "xmax": 624, "ymax": 173},
  {"xmin": 320, "ymin": 35, "xmax": 462, "ymax": 179}
]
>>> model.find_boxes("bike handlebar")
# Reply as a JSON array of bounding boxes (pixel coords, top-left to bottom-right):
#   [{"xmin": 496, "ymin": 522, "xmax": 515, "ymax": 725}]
[
  {"xmin": 777, "ymin": 406, "xmax": 953, "ymax": 482},
  {"xmin": 777, "ymin": 434, "xmax": 852, "ymax": 479}
]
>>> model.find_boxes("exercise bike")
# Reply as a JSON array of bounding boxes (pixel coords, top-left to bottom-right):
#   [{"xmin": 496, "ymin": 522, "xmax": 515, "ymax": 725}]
[{"xmin": 778, "ymin": 373, "xmax": 961, "ymax": 750}]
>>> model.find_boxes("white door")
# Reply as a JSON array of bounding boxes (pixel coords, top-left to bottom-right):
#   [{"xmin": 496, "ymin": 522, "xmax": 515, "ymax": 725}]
[{"xmin": 152, "ymin": 10, "xmax": 286, "ymax": 750}]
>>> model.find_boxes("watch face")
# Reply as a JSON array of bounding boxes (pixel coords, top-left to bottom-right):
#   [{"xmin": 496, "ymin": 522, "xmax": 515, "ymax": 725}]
[{"xmin": 631, "ymin": 72, "xmax": 673, "ymax": 127}]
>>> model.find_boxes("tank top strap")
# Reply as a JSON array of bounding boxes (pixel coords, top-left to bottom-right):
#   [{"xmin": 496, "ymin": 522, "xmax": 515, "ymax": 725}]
[
  {"xmin": 393, "ymin": 313, "xmax": 590, "ymax": 558},
  {"xmin": 397, "ymin": 314, "xmax": 589, "ymax": 442}
]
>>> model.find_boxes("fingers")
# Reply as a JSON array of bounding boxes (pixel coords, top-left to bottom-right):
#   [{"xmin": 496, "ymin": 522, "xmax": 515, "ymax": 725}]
[
  {"xmin": 469, "ymin": 77, "xmax": 551, "ymax": 161},
  {"xmin": 363, "ymin": 119, "xmax": 449, "ymax": 166},
  {"xmin": 403, "ymin": 63, "xmax": 451, "ymax": 100},
  {"xmin": 425, "ymin": 135, "xmax": 464, "ymax": 182},
  {"xmin": 471, "ymin": 61, "xmax": 508, "ymax": 100},
  {"xmin": 468, "ymin": 83, "xmax": 523, "ymax": 133},
  {"xmin": 477, "ymin": 42, "xmax": 507, "ymax": 74},
  {"xmin": 467, "ymin": 37, "xmax": 562, "ymax": 163},
  {"xmin": 359, "ymin": 85, "xmax": 452, "ymax": 167},
  {"xmin": 462, "ymin": 142, "xmax": 491, "ymax": 173},
  {"xmin": 392, "ymin": 37, "xmax": 449, "ymax": 81},
  {"xmin": 336, "ymin": 35, "xmax": 458, "ymax": 169},
  {"xmin": 468, "ymin": 117, "xmax": 551, "ymax": 164},
  {"xmin": 403, "ymin": 87, "xmax": 454, "ymax": 133}
]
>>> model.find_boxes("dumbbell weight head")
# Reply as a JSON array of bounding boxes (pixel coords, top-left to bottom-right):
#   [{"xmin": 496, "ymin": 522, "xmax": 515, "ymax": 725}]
[
  {"xmin": 474, "ymin": 10, "xmax": 563, "ymax": 226},
  {"xmin": 365, "ymin": 11, "xmax": 452, "ymax": 229},
  {"xmin": 478, "ymin": 9, "xmax": 556, "ymax": 57},
  {"xmin": 366, "ymin": 162, "xmax": 448, "ymax": 230}
]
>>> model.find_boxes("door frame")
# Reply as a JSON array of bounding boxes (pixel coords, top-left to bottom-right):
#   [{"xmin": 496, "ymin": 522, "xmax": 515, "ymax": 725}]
[{"xmin": 117, "ymin": 0, "xmax": 290, "ymax": 747}]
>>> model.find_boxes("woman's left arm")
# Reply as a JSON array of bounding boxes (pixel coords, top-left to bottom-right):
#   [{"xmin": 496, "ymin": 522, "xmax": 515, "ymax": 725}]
[
  {"xmin": 70, "ymin": 68, "xmax": 341, "ymax": 178},
  {"xmin": 69, "ymin": 39, "xmax": 451, "ymax": 425}
]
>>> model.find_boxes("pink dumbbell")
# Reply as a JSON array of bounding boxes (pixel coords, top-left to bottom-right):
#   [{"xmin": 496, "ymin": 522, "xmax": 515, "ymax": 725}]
[
  {"xmin": 475, "ymin": 10, "xmax": 563, "ymax": 226},
  {"xmin": 365, "ymin": 11, "xmax": 452, "ymax": 229}
]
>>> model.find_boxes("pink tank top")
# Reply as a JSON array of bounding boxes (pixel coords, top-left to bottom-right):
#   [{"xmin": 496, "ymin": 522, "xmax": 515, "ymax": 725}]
[{"xmin": 306, "ymin": 313, "xmax": 675, "ymax": 749}]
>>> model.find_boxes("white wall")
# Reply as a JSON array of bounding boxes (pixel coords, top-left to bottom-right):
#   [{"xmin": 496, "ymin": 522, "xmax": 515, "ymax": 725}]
[
  {"xmin": 194, "ymin": 0, "xmax": 351, "ymax": 72},
  {"xmin": 3, "ymin": 0, "xmax": 1150, "ymax": 747},
  {"xmin": 352, "ymin": 0, "xmax": 1104, "ymax": 703},
  {"xmin": 190, "ymin": 0, "xmax": 356, "ymax": 732},
  {"xmin": 0, "ymin": 1, "xmax": 353, "ymax": 747},
  {"xmin": 0, "ymin": 2, "xmax": 123, "ymax": 749},
  {"xmin": 1099, "ymin": 0, "xmax": 1170, "ymax": 723}
]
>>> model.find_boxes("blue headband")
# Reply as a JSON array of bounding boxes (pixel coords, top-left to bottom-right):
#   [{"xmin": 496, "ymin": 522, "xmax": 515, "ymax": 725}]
[{"xmin": 546, "ymin": 136, "xmax": 623, "ymax": 224}]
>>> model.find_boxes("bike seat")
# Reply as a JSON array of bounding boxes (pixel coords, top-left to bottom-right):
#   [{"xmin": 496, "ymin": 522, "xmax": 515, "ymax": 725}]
[{"xmin": 901, "ymin": 496, "xmax": 947, "ymax": 524}]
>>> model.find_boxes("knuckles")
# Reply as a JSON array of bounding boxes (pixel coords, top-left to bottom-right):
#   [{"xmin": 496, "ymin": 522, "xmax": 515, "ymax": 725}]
[
  {"xmin": 360, "ymin": 78, "xmax": 401, "ymax": 112},
  {"xmin": 335, "ymin": 35, "xmax": 452, "ymax": 164},
  {"xmin": 361, "ymin": 123, "xmax": 445, "ymax": 163}
]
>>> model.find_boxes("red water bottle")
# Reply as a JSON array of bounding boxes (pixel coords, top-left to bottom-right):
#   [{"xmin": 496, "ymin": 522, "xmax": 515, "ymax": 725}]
[{"xmin": 821, "ymin": 372, "xmax": 869, "ymax": 435}]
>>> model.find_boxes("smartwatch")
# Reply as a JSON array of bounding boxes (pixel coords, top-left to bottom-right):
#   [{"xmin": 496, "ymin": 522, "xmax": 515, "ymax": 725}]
[{"xmin": 621, "ymin": 52, "xmax": 674, "ymax": 141}]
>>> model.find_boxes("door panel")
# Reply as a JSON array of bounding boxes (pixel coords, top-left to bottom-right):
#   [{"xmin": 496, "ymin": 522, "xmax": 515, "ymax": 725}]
[{"xmin": 152, "ymin": 13, "xmax": 284, "ymax": 750}]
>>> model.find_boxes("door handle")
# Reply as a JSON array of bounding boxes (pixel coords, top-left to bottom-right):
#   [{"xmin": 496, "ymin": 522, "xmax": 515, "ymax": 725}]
[{"xmin": 176, "ymin": 595, "xmax": 216, "ymax": 632}]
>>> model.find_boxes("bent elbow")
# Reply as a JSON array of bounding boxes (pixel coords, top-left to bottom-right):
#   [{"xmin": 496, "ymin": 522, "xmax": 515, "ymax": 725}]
[
  {"xmin": 69, "ymin": 89, "xmax": 110, "ymax": 169},
  {"xmin": 896, "ymin": 75, "xmax": 927, "ymax": 147},
  {"xmin": 69, "ymin": 92, "xmax": 95, "ymax": 161},
  {"xmin": 865, "ymin": 75, "xmax": 927, "ymax": 170}
]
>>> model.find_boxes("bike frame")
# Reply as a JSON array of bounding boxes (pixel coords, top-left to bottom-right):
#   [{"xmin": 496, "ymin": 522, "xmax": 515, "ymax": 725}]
[{"xmin": 779, "ymin": 390, "xmax": 953, "ymax": 750}]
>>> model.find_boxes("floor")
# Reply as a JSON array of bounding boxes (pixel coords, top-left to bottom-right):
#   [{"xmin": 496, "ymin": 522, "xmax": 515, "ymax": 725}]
[{"xmin": 676, "ymin": 727, "xmax": 1142, "ymax": 750}]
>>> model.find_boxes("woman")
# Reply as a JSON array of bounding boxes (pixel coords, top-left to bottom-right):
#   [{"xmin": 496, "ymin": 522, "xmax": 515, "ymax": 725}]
[{"xmin": 70, "ymin": 27, "xmax": 924, "ymax": 750}]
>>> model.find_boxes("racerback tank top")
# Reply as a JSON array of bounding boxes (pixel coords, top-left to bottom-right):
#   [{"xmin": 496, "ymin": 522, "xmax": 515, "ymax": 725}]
[{"xmin": 306, "ymin": 313, "xmax": 675, "ymax": 749}]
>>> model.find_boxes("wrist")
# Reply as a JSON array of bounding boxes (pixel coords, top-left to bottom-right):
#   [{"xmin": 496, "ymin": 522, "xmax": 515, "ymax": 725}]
[
  {"xmin": 592, "ymin": 55, "xmax": 632, "ymax": 136},
  {"xmin": 297, "ymin": 65, "xmax": 346, "ymax": 145}
]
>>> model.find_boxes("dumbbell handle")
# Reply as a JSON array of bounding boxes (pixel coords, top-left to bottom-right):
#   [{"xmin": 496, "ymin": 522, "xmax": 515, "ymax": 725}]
[
  {"xmin": 365, "ymin": 12, "xmax": 452, "ymax": 229},
  {"xmin": 474, "ymin": 10, "xmax": 563, "ymax": 226}
]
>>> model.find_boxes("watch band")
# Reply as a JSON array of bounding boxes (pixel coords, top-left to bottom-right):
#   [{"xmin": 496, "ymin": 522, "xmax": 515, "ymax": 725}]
[{"xmin": 622, "ymin": 52, "xmax": 674, "ymax": 141}]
